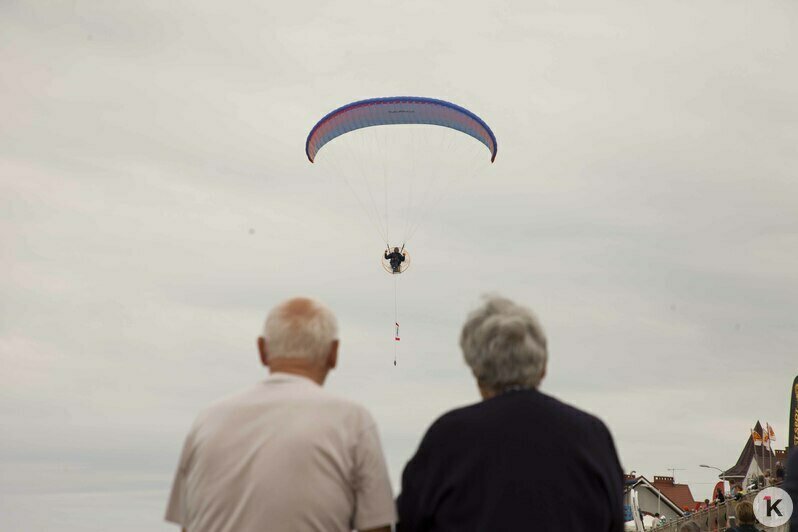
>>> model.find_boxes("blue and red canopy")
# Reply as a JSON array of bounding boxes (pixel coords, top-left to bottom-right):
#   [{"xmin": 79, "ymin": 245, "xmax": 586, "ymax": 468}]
[{"xmin": 306, "ymin": 96, "xmax": 497, "ymax": 163}]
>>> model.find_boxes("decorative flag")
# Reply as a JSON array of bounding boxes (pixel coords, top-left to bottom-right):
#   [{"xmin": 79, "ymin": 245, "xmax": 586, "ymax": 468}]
[
  {"xmin": 395, "ymin": 322, "xmax": 400, "ymax": 341},
  {"xmin": 752, "ymin": 428, "xmax": 763, "ymax": 446},
  {"xmin": 767, "ymin": 423, "xmax": 776, "ymax": 442},
  {"xmin": 763, "ymin": 427, "xmax": 771, "ymax": 450}
]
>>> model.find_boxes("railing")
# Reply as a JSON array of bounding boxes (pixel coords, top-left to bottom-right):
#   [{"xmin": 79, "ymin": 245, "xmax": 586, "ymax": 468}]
[{"xmin": 652, "ymin": 481, "xmax": 787, "ymax": 532}]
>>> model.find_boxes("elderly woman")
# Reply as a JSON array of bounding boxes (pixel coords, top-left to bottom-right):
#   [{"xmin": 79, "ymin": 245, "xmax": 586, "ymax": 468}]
[{"xmin": 397, "ymin": 296, "xmax": 624, "ymax": 532}]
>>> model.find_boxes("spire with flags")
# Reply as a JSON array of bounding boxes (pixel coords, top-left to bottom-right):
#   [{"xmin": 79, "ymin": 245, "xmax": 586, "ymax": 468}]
[{"xmin": 722, "ymin": 421, "xmax": 779, "ymax": 480}]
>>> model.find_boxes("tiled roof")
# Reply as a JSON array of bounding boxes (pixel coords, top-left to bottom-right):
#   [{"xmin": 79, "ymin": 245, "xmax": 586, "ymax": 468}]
[{"xmin": 651, "ymin": 476, "xmax": 697, "ymax": 510}]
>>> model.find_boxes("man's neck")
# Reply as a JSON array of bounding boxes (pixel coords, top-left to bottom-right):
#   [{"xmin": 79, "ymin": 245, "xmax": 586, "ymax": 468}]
[{"xmin": 269, "ymin": 360, "xmax": 327, "ymax": 386}]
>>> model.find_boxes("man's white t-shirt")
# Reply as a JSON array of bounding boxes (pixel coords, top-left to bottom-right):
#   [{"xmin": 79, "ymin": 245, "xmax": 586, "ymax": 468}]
[{"xmin": 166, "ymin": 373, "xmax": 396, "ymax": 532}]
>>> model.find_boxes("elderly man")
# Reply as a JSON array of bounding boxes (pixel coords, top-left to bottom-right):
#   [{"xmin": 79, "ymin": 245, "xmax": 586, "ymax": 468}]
[
  {"xmin": 397, "ymin": 296, "xmax": 624, "ymax": 531},
  {"xmin": 166, "ymin": 297, "xmax": 396, "ymax": 532}
]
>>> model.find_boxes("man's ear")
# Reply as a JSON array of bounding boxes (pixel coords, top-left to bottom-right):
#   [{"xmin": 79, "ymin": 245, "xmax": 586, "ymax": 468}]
[
  {"xmin": 539, "ymin": 362, "xmax": 547, "ymax": 384},
  {"xmin": 258, "ymin": 337, "xmax": 268, "ymax": 367},
  {"xmin": 327, "ymin": 340, "xmax": 339, "ymax": 370}
]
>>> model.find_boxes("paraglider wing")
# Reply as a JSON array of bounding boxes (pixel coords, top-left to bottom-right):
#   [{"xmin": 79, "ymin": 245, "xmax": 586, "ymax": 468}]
[{"xmin": 305, "ymin": 96, "xmax": 497, "ymax": 163}]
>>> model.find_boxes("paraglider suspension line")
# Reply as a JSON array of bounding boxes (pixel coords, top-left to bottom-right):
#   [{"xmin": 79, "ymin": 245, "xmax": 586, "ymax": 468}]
[{"xmin": 393, "ymin": 275, "xmax": 398, "ymax": 366}]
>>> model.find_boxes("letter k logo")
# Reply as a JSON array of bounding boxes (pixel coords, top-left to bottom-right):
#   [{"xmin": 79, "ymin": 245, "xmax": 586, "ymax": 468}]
[
  {"xmin": 755, "ymin": 488, "xmax": 793, "ymax": 526},
  {"xmin": 765, "ymin": 496, "xmax": 783, "ymax": 517}
]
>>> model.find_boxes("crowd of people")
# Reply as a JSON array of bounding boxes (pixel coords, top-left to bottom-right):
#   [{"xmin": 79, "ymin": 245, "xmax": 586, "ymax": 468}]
[
  {"xmin": 743, "ymin": 466, "xmax": 785, "ymax": 492},
  {"xmin": 660, "ymin": 465, "xmax": 795, "ymax": 532}
]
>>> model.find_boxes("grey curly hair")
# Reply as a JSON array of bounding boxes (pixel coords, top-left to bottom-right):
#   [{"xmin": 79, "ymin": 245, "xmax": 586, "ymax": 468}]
[{"xmin": 459, "ymin": 296, "xmax": 548, "ymax": 391}]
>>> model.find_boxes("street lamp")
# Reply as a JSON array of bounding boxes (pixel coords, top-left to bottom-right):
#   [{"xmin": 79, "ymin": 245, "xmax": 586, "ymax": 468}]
[{"xmin": 700, "ymin": 464, "xmax": 723, "ymax": 475}]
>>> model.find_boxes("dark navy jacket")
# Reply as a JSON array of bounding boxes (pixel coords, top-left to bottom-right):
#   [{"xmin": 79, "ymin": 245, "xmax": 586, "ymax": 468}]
[{"xmin": 397, "ymin": 389, "xmax": 624, "ymax": 532}]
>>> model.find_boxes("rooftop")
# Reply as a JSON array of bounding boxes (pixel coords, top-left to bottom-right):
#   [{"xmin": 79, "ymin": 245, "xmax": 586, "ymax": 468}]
[{"xmin": 651, "ymin": 476, "xmax": 698, "ymax": 510}]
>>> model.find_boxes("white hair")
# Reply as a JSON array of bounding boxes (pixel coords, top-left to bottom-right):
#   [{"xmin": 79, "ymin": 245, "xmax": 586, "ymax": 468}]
[
  {"xmin": 459, "ymin": 295, "xmax": 548, "ymax": 391},
  {"xmin": 263, "ymin": 297, "xmax": 338, "ymax": 362}
]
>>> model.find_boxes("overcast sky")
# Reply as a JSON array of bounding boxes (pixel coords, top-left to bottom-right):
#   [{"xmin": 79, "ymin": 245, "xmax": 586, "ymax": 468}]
[{"xmin": 1, "ymin": 1, "xmax": 797, "ymax": 529}]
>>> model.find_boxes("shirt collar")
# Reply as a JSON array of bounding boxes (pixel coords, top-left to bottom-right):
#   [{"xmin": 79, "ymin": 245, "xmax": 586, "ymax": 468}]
[{"xmin": 265, "ymin": 372, "xmax": 320, "ymax": 387}]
